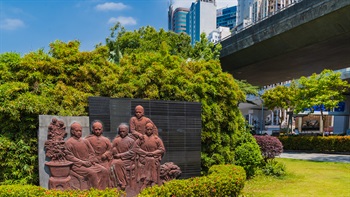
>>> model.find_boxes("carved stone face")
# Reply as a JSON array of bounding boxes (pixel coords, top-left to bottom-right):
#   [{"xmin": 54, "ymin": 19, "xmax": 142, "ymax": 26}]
[
  {"xmin": 92, "ymin": 122, "xmax": 103, "ymax": 137},
  {"xmin": 71, "ymin": 123, "xmax": 82, "ymax": 139},
  {"xmin": 135, "ymin": 106, "xmax": 144, "ymax": 119},
  {"xmin": 118, "ymin": 126, "xmax": 129, "ymax": 138},
  {"xmin": 145, "ymin": 123, "xmax": 153, "ymax": 136}
]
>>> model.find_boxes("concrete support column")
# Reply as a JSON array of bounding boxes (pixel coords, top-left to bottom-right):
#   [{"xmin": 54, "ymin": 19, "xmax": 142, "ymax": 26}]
[
  {"xmin": 248, "ymin": 110, "xmax": 254, "ymax": 125},
  {"xmin": 271, "ymin": 110, "xmax": 274, "ymax": 125},
  {"xmin": 248, "ymin": 113, "xmax": 252, "ymax": 125},
  {"xmin": 331, "ymin": 116, "xmax": 334, "ymax": 127},
  {"xmin": 249, "ymin": 4, "xmax": 253, "ymax": 24},
  {"xmin": 298, "ymin": 117, "xmax": 302, "ymax": 132},
  {"xmin": 275, "ymin": 0, "xmax": 278, "ymax": 13}
]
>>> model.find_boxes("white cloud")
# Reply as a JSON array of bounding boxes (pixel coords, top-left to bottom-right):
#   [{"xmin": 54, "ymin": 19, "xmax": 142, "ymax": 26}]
[
  {"xmin": 0, "ymin": 18, "xmax": 24, "ymax": 30},
  {"xmin": 108, "ymin": 16, "xmax": 136, "ymax": 26},
  {"xmin": 171, "ymin": 0, "xmax": 237, "ymax": 9},
  {"xmin": 95, "ymin": 2, "xmax": 128, "ymax": 11}
]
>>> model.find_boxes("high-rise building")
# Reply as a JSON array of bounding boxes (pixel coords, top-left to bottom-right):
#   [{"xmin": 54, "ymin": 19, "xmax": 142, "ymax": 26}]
[
  {"xmin": 216, "ymin": 6, "xmax": 237, "ymax": 30},
  {"xmin": 168, "ymin": 3, "xmax": 189, "ymax": 34},
  {"xmin": 187, "ymin": 0, "xmax": 217, "ymax": 45},
  {"xmin": 236, "ymin": 0, "xmax": 254, "ymax": 31},
  {"xmin": 236, "ymin": 0, "xmax": 300, "ymax": 31}
]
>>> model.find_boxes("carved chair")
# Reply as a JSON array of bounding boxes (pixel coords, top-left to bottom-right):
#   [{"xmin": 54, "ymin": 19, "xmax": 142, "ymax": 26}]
[{"xmin": 69, "ymin": 170, "xmax": 90, "ymax": 190}]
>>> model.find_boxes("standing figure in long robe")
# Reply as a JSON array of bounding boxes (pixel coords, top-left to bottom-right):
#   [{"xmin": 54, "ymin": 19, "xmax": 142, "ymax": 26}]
[{"xmin": 133, "ymin": 122, "xmax": 165, "ymax": 191}]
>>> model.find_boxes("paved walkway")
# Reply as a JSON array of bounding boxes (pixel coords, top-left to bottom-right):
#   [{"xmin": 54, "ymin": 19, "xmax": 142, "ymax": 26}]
[{"xmin": 278, "ymin": 152, "xmax": 350, "ymax": 163}]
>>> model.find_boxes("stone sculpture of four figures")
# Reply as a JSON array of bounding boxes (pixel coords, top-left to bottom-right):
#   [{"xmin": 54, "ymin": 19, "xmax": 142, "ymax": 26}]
[{"xmin": 44, "ymin": 105, "xmax": 181, "ymax": 195}]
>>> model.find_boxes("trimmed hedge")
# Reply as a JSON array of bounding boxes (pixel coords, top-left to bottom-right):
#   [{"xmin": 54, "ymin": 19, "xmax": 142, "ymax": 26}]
[
  {"xmin": 278, "ymin": 136, "xmax": 350, "ymax": 152},
  {"xmin": 139, "ymin": 164, "xmax": 246, "ymax": 197},
  {"xmin": 0, "ymin": 165, "xmax": 245, "ymax": 197},
  {"xmin": 0, "ymin": 185, "xmax": 125, "ymax": 197}
]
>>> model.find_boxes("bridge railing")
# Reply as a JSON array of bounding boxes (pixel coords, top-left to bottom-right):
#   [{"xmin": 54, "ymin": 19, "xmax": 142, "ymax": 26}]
[
  {"xmin": 220, "ymin": 0, "xmax": 304, "ymax": 43},
  {"xmin": 259, "ymin": 67, "xmax": 350, "ymax": 92}
]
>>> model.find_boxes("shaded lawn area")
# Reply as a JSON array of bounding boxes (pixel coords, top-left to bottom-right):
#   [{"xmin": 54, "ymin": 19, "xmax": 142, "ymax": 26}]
[{"xmin": 240, "ymin": 158, "xmax": 350, "ymax": 197}]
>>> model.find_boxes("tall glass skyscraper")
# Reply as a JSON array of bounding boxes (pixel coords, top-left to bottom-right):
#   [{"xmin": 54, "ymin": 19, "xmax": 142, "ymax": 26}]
[
  {"xmin": 187, "ymin": 0, "xmax": 217, "ymax": 45},
  {"xmin": 217, "ymin": 6, "xmax": 237, "ymax": 30},
  {"xmin": 168, "ymin": 4, "xmax": 189, "ymax": 34}
]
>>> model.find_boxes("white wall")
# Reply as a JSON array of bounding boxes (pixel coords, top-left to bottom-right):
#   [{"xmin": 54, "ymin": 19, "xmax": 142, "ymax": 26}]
[{"xmin": 200, "ymin": 1, "xmax": 217, "ymax": 37}]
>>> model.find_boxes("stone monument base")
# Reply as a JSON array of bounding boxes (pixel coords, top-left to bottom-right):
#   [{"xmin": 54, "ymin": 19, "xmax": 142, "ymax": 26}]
[{"xmin": 49, "ymin": 176, "xmax": 71, "ymax": 190}]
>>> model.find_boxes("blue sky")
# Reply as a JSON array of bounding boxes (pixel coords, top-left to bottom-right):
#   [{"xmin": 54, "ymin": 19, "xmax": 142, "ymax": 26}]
[{"xmin": 0, "ymin": 0, "xmax": 236, "ymax": 55}]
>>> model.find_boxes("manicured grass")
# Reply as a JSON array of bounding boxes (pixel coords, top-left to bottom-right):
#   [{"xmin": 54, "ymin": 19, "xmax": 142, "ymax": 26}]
[{"xmin": 240, "ymin": 158, "xmax": 350, "ymax": 197}]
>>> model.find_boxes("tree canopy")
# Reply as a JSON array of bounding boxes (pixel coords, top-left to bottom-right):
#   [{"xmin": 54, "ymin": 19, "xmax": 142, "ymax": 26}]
[
  {"xmin": 0, "ymin": 42, "xmax": 115, "ymax": 184},
  {"xmin": 105, "ymin": 24, "xmax": 221, "ymax": 63},
  {"xmin": 103, "ymin": 25, "xmax": 260, "ymax": 171},
  {"xmin": 294, "ymin": 69, "xmax": 350, "ymax": 114},
  {"xmin": 0, "ymin": 41, "xmax": 115, "ymax": 138},
  {"xmin": 262, "ymin": 81, "xmax": 297, "ymax": 129},
  {"xmin": 0, "ymin": 26, "xmax": 261, "ymax": 184},
  {"xmin": 262, "ymin": 69, "xmax": 350, "ymax": 134},
  {"xmin": 295, "ymin": 69, "xmax": 350, "ymax": 135}
]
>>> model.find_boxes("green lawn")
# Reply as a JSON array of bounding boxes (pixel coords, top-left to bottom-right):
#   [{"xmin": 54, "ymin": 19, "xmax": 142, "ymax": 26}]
[{"xmin": 240, "ymin": 158, "xmax": 350, "ymax": 197}]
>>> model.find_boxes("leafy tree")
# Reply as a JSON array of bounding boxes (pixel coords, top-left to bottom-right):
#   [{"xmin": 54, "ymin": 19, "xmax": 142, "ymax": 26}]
[
  {"xmin": 262, "ymin": 81, "xmax": 298, "ymax": 130},
  {"xmin": 105, "ymin": 23, "xmax": 254, "ymax": 102},
  {"xmin": 0, "ymin": 25, "xmax": 263, "ymax": 184},
  {"xmin": 191, "ymin": 33, "xmax": 222, "ymax": 61},
  {"xmin": 104, "ymin": 25, "xmax": 263, "ymax": 171},
  {"xmin": 98, "ymin": 49, "xmax": 260, "ymax": 171},
  {"xmin": 234, "ymin": 79, "xmax": 259, "ymax": 97},
  {"xmin": 0, "ymin": 41, "xmax": 115, "ymax": 184},
  {"xmin": 294, "ymin": 69, "xmax": 350, "ymax": 136},
  {"xmin": 105, "ymin": 23, "xmax": 221, "ymax": 62}
]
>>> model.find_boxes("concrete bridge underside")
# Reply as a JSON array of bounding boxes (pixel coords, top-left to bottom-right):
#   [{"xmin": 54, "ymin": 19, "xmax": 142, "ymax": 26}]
[{"xmin": 220, "ymin": 0, "xmax": 350, "ymax": 86}]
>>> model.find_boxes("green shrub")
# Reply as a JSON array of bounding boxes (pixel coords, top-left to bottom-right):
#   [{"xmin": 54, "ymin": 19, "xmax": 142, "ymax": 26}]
[
  {"xmin": 0, "ymin": 185, "xmax": 125, "ymax": 197},
  {"xmin": 0, "ymin": 136, "xmax": 38, "ymax": 185},
  {"xmin": 0, "ymin": 166, "xmax": 246, "ymax": 197},
  {"xmin": 0, "ymin": 185, "xmax": 45, "ymax": 197},
  {"xmin": 278, "ymin": 136, "xmax": 350, "ymax": 152},
  {"xmin": 234, "ymin": 142, "xmax": 263, "ymax": 178},
  {"xmin": 139, "ymin": 164, "xmax": 246, "ymax": 197},
  {"xmin": 261, "ymin": 160, "xmax": 286, "ymax": 177}
]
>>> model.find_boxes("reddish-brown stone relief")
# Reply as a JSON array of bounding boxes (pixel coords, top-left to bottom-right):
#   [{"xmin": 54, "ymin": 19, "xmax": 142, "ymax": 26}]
[
  {"xmin": 44, "ymin": 105, "xmax": 181, "ymax": 196},
  {"xmin": 44, "ymin": 118, "xmax": 73, "ymax": 190},
  {"xmin": 129, "ymin": 105, "xmax": 159, "ymax": 139},
  {"xmin": 65, "ymin": 122, "xmax": 110, "ymax": 190}
]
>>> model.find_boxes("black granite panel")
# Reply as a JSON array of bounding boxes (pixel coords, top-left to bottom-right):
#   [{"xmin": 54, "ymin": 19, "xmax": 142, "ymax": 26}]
[
  {"xmin": 149, "ymin": 101, "xmax": 168, "ymax": 116},
  {"xmin": 88, "ymin": 97, "xmax": 110, "ymax": 115},
  {"xmin": 185, "ymin": 102, "xmax": 202, "ymax": 117},
  {"xmin": 88, "ymin": 97, "xmax": 201, "ymax": 179},
  {"xmin": 88, "ymin": 97, "xmax": 111, "ymax": 133}
]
